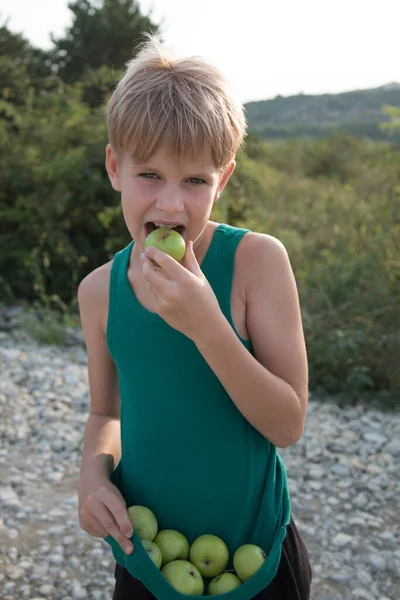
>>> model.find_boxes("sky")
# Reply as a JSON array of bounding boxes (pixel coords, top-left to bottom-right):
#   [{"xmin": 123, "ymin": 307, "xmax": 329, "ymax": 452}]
[{"xmin": 1, "ymin": 0, "xmax": 399, "ymax": 104}]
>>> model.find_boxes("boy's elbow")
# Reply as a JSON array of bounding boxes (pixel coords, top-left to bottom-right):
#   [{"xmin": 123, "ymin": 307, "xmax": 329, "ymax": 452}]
[
  {"xmin": 263, "ymin": 390, "xmax": 307, "ymax": 448},
  {"xmin": 276, "ymin": 393, "xmax": 307, "ymax": 448},
  {"xmin": 275, "ymin": 430, "xmax": 303, "ymax": 448},
  {"xmin": 271, "ymin": 420, "xmax": 305, "ymax": 449}
]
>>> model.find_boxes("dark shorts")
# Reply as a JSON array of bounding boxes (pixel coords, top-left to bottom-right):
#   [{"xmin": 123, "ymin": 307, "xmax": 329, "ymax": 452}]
[{"xmin": 112, "ymin": 517, "xmax": 312, "ymax": 600}]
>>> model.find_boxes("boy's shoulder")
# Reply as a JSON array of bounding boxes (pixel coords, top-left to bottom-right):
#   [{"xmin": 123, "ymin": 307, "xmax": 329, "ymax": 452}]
[
  {"xmin": 218, "ymin": 222, "xmax": 286, "ymax": 254},
  {"xmin": 237, "ymin": 230, "xmax": 289, "ymax": 274},
  {"xmin": 78, "ymin": 260, "xmax": 113, "ymax": 297},
  {"xmin": 77, "ymin": 260, "xmax": 114, "ymax": 332},
  {"xmin": 232, "ymin": 229, "xmax": 293, "ymax": 304},
  {"xmin": 215, "ymin": 222, "xmax": 290, "ymax": 286}
]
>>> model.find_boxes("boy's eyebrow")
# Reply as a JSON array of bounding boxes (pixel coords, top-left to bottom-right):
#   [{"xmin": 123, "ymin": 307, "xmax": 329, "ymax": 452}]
[
  {"xmin": 130, "ymin": 163, "xmax": 155, "ymax": 170},
  {"xmin": 132, "ymin": 164, "xmax": 213, "ymax": 179}
]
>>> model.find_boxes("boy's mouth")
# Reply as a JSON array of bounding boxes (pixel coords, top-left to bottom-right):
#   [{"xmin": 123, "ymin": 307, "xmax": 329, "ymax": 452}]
[{"xmin": 145, "ymin": 222, "xmax": 186, "ymax": 236}]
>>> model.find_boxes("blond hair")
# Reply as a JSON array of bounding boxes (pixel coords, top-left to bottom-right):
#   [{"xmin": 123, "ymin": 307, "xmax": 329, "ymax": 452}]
[{"xmin": 106, "ymin": 34, "xmax": 246, "ymax": 171}]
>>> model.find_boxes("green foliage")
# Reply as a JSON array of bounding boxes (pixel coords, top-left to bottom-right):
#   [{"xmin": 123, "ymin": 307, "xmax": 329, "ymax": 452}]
[
  {"xmin": 22, "ymin": 309, "xmax": 68, "ymax": 346},
  {"xmin": 381, "ymin": 104, "xmax": 400, "ymax": 137},
  {"xmin": 50, "ymin": 0, "xmax": 159, "ymax": 88},
  {"xmin": 0, "ymin": 23, "xmax": 52, "ymax": 81},
  {"xmin": 0, "ymin": 61, "xmax": 130, "ymax": 304},
  {"xmin": 219, "ymin": 134, "xmax": 400, "ymax": 398}
]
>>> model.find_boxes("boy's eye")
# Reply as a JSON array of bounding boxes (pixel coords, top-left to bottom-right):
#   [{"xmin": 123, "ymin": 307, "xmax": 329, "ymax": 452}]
[
  {"xmin": 138, "ymin": 173, "xmax": 205, "ymax": 184},
  {"xmin": 139, "ymin": 172, "xmax": 159, "ymax": 179}
]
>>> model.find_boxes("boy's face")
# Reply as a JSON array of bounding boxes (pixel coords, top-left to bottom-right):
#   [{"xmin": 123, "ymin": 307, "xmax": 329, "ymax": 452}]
[{"xmin": 106, "ymin": 144, "xmax": 235, "ymax": 252}]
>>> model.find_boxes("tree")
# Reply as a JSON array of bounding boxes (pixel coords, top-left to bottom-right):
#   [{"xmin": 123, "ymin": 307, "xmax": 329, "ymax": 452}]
[
  {"xmin": 381, "ymin": 104, "xmax": 400, "ymax": 137},
  {"xmin": 50, "ymin": 0, "xmax": 160, "ymax": 85},
  {"xmin": 0, "ymin": 22, "xmax": 52, "ymax": 81}
]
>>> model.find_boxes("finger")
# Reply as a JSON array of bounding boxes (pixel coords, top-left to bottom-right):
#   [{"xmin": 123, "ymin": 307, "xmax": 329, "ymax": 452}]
[
  {"xmin": 81, "ymin": 513, "xmax": 109, "ymax": 538},
  {"xmin": 92, "ymin": 499, "xmax": 134, "ymax": 554},
  {"xmin": 103, "ymin": 490, "xmax": 134, "ymax": 539},
  {"xmin": 142, "ymin": 254, "xmax": 173, "ymax": 292},
  {"xmin": 144, "ymin": 247, "xmax": 187, "ymax": 280},
  {"xmin": 181, "ymin": 241, "xmax": 202, "ymax": 275}
]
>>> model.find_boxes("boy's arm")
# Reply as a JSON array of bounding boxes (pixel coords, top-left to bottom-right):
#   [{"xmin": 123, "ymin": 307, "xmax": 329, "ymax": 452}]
[
  {"xmin": 194, "ymin": 234, "xmax": 308, "ymax": 448},
  {"xmin": 77, "ymin": 265, "xmax": 134, "ymax": 555}
]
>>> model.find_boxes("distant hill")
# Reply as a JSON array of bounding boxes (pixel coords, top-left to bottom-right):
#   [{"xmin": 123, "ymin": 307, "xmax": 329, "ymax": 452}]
[{"xmin": 244, "ymin": 83, "xmax": 400, "ymax": 141}]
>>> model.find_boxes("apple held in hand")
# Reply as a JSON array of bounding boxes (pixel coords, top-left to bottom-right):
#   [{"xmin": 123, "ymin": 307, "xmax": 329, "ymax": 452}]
[
  {"xmin": 144, "ymin": 227, "xmax": 186, "ymax": 264},
  {"xmin": 142, "ymin": 540, "xmax": 163, "ymax": 569},
  {"xmin": 233, "ymin": 544, "xmax": 267, "ymax": 582},
  {"xmin": 127, "ymin": 505, "xmax": 158, "ymax": 541},
  {"xmin": 154, "ymin": 529, "xmax": 190, "ymax": 566},
  {"xmin": 208, "ymin": 572, "xmax": 242, "ymax": 595},
  {"xmin": 161, "ymin": 560, "xmax": 204, "ymax": 596},
  {"xmin": 189, "ymin": 534, "xmax": 229, "ymax": 578}
]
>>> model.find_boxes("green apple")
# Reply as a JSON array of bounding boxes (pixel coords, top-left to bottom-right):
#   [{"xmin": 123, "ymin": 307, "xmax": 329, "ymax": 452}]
[
  {"xmin": 142, "ymin": 539, "xmax": 163, "ymax": 569},
  {"xmin": 154, "ymin": 529, "xmax": 190, "ymax": 566},
  {"xmin": 144, "ymin": 227, "xmax": 186, "ymax": 263},
  {"xmin": 233, "ymin": 544, "xmax": 267, "ymax": 582},
  {"xmin": 127, "ymin": 505, "xmax": 158, "ymax": 541},
  {"xmin": 189, "ymin": 534, "xmax": 229, "ymax": 578},
  {"xmin": 209, "ymin": 572, "xmax": 242, "ymax": 595},
  {"xmin": 161, "ymin": 560, "xmax": 204, "ymax": 595}
]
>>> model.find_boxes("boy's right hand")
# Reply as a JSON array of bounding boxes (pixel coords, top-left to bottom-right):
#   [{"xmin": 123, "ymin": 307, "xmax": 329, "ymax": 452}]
[{"xmin": 78, "ymin": 477, "xmax": 134, "ymax": 555}]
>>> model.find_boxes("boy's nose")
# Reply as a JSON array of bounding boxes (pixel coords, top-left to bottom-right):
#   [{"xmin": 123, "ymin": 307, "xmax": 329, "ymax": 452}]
[{"xmin": 155, "ymin": 190, "xmax": 184, "ymax": 213}]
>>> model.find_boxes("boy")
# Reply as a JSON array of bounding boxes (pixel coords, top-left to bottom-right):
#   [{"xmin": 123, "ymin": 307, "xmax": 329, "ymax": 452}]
[{"xmin": 77, "ymin": 34, "xmax": 312, "ymax": 599}]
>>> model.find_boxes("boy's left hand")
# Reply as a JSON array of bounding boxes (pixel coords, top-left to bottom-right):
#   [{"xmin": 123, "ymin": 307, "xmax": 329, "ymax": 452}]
[{"xmin": 141, "ymin": 241, "xmax": 223, "ymax": 342}]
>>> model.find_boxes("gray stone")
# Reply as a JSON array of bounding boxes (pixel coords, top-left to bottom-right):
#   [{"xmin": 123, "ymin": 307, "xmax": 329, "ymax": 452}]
[
  {"xmin": 362, "ymin": 432, "xmax": 388, "ymax": 448},
  {"xmin": 308, "ymin": 465, "xmax": 325, "ymax": 479},
  {"xmin": 39, "ymin": 584, "xmax": 55, "ymax": 595},
  {"xmin": 7, "ymin": 566, "xmax": 25, "ymax": 580},
  {"xmin": 0, "ymin": 485, "xmax": 21, "ymax": 508},
  {"xmin": 384, "ymin": 438, "xmax": 400, "ymax": 456},
  {"xmin": 71, "ymin": 580, "xmax": 87, "ymax": 599},
  {"xmin": 353, "ymin": 492, "xmax": 368, "ymax": 507},
  {"xmin": 332, "ymin": 532, "xmax": 353, "ymax": 547},
  {"xmin": 331, "ymin": 569, "xmax": 352, "ymax": 583},
  {"xmin": 46, "ymin": 524, "xmax": 66, "ymax": 535},
  {"xmin": 378, "ymin": 531, "xmax": 397, "ymax": 548},
  {"xmin": 369, "ymin": 553, "xmax": 387, "ymax": 570},
  {"xmin": 330, "ymin": 463, "xmax": 350, "ymax": 476},
  {"xmin": 351, "ymin": 588, "xmax": 375, "ymax": 600},
  {"xmin": 357, "ymin": 568, "xmax": 373, "ymax": 585}
]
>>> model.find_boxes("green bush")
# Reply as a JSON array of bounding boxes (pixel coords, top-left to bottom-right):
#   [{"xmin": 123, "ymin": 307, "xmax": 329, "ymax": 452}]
[
  {"xmin": 0, "ymin": 62, "xmax": 130, "ymax": 306},
  {"xmin": 221, "ymin": 135, "xmax": 400, "ymax": 398}
]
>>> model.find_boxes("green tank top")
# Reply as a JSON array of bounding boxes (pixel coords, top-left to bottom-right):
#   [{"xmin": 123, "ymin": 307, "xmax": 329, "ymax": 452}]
[{"xmin": 104, "ymin": 223, "xmax": 291, "ymax": 600}]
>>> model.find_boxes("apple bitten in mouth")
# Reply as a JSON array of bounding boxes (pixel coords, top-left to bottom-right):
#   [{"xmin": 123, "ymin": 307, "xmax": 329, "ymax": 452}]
[{"xmin": 146, "ymin": 222, "xmax": 186, "ymax": 236}]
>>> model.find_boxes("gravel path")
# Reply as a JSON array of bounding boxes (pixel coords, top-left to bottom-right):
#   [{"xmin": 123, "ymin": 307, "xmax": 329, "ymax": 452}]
[{"xmin": 0, "ymin": 316, "xmax": 399, "ymax": 600}]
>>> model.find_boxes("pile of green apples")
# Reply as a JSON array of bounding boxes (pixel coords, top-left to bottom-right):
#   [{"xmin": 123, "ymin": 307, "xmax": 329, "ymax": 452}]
[{"xmin": 127, "ymin": 505, "xmax": 267, "ymax": 596}]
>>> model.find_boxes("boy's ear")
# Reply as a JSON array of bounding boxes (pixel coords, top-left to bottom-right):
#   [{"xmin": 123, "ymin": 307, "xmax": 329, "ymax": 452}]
[
  {"xmin": 214, "ymin": 160, "xmax": 236, "ymax": 202},
  {"xmin": 105, "ymin": 143, "xmax": 122, "ymax": 191}
]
